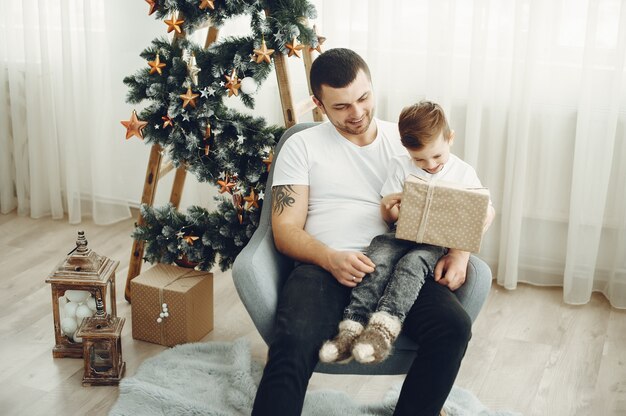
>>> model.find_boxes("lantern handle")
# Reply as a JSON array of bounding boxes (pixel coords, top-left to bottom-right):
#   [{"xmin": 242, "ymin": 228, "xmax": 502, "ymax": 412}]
[
  {"xmin": 95, "ymin": 288, "xmax": 106, "ymax": 319},
  {"xmin": 67, "ymin": 231, "xmax": 89, "ymax": 256}
]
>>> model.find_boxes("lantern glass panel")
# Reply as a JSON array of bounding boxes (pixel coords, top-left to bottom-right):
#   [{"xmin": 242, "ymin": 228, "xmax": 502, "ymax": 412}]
[
  {"xmin": 59, "ymin": 289, "xmax": 97, "ymax": 342},
  {"xmin": 90, "ymin": 341, "xmax": 113, "ymax": 373}
]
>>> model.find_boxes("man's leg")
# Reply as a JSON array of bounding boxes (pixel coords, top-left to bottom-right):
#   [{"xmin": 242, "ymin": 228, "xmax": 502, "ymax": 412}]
[
  {"xmin": 252, "ymin": 264, "xmax": 350, "ymax": 416},
  {"xmin": 393, "ymin": 278, "xmax": 472, "ymax": 416}
]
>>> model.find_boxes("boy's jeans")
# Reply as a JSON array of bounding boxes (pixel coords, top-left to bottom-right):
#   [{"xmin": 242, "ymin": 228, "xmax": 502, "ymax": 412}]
[{"xmin": 344, "ymin": 232, "xmax": 446, "ymax": 325}]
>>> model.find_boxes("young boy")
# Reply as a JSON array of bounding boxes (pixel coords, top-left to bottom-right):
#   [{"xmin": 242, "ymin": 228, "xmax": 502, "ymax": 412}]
[{"xmin": 319, "ymin": 100, "xmax": 495, "ymax": 364}]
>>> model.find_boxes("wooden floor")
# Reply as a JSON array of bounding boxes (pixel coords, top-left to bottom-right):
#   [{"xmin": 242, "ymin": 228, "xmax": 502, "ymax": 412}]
[{"xmin": 0, "ymin": 210, "xmax": 624, "ymax": 416}]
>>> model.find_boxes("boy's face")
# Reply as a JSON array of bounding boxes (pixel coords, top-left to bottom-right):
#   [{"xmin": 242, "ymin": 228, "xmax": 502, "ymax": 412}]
[
  {"xmin": 312, "ymin": 69, "xmax": 376, "ymax": 140},
  {"xmin": 407, "ymin": 131, "xmax": 455, "ymax": 174}
]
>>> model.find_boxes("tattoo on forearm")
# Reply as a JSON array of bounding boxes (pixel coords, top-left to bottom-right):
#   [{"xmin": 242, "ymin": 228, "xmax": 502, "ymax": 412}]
[{"xmin": 272, "ymin": 185, "xmax": 297, "ymax": 215}]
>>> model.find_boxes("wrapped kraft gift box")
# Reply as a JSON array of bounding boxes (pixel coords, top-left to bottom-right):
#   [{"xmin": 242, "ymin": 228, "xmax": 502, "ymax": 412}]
[
  {"xmin": 131, "ymin": 264, "xmax": 213, "ymax": 347},
  {"xmin": 395, "ymin": 175, "xmax": 490, "ymax": 253}
]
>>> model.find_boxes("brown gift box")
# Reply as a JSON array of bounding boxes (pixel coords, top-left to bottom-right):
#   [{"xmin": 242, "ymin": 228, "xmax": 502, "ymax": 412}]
[
  {"xmin": 131, "ymin": 264, "xmax": 213, "ymax": 347},
  {"xmin": 395, "ymin": 175, "xmax": 490, "ymax": 253}
]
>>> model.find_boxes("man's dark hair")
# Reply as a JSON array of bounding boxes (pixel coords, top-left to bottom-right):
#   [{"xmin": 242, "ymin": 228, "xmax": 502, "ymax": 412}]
[{"xmin": 310, "ymin": 48, "xmax": 371, "ymax": 101}]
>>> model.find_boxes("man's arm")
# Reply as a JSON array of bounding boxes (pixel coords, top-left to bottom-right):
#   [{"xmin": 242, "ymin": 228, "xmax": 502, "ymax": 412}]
[{"xmin": 271, "ymin": 184, "xmax": 374, "ymax": 287}]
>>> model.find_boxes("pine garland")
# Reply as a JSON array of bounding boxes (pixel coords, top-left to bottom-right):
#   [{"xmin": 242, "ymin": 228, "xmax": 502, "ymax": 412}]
[{"xmin": 127, "ymin": 0, "xmax": 318, "ymax": 271}]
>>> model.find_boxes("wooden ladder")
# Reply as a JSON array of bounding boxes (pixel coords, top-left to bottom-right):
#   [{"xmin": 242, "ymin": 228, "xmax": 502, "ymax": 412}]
[{"xmin": 124, "ymin": 23, "xmax": 323, "ymax": 302}]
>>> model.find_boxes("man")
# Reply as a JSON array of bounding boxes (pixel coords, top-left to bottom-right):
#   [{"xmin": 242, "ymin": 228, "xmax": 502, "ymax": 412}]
[{"xmin": 251, "ymin": 48, "xmax": 472, "ymax": 416}]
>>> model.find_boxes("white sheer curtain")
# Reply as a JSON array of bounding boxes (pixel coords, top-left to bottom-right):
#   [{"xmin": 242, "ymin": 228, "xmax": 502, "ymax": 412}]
[
  {"xmin": 309, "ymin": 0, "xmax": 626, "ymax": 308},
  {"xmin": 0, "ymin": 0, "xmax": 131, "ymax": 224}
]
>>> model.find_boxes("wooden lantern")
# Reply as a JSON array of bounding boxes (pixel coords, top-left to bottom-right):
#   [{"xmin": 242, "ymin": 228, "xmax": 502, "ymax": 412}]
[
  {"xmin": 45, "ymin": 231, "xmax": 119, "ymax": 358},
  {"xmin": 75, "ymin": 292, "xmax": 126, "ymax": 386}
]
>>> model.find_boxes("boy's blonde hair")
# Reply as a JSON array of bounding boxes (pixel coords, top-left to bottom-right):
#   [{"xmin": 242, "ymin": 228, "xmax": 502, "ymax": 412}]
[{"xmin": 398, "ymin": 101, "xmax": 451, "ymax": 150}]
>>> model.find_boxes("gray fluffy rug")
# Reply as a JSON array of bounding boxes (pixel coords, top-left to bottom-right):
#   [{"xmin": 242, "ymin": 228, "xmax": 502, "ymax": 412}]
[{"xmin": 110, "ymin": 339, "xmax": 521, "ymax": 416}]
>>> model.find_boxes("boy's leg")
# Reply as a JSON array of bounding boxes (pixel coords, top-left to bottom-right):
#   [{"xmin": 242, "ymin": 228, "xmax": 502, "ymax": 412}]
[
  {"xmin": 320, "ymin": 233, "xmax": 413, "ymax": 363},
  {"xmin": 344, "ymin": 233, "xmax": 414, "ymax": 322},
  {"xmin": 252, "ymin": 264, "xmax": 350, "ymax": 416},
  {"xmin": 352, "ymin": 245, "xmax": 445, "ymax": 363},
  {"xmin": 377, "ymin": 245, "xmax": 446, "ymax": 320},
  {"xmin": 393, "ymin": 278, "xmax": 472, "ymax": 416}
]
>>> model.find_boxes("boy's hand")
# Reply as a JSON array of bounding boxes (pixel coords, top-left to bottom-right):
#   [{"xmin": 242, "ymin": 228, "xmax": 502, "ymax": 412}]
[
  {"xmin": 381, "ymin": 193, "xmax": 402, "ymax": 210},
  {"xmin": 434, "ymin": 249, "xmax": 470, "ymax": 291}
]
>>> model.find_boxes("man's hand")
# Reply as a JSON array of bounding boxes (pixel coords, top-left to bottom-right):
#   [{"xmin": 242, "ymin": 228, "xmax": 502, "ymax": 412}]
[
  {"xmin": 326, "ymin": 250, "xmax": 375, "ymax": 288},
  {"xmin": 434, "ymin": 249, "xmax": 470, "ymax": 291}
]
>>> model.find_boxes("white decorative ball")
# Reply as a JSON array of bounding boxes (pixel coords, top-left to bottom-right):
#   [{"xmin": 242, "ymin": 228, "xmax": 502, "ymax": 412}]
[
  {"xmin": 58, "ymin": 297, "xmax": 68, "ymax": 318},
  {"xmin": 162, "ymin": 303, "xmax": 168, "ymax": 309},
  {"xmin": 157, "ymin": 317, "xmax": 163, "ymax": 323},
  {"xmin": 65, "ymin": 290, "xmax": 90, "ymax": 303},
  {"xmin": 75, "ymin": 304, "xmax": 94, "ymax": 320},
  {"xmin": 61, "ymin": 317, "xmax": 78, "ymax": 335},
  {"xmin": 86, "ymin": 296, "xmax": 97, "ymax": 311},
  {"xmin": 240, "ymin": 77, "xmax": 258, "ymax": 95},
  {"xmin": 65, "ymin": 301, "xmax": 79, "ymax": 318}
]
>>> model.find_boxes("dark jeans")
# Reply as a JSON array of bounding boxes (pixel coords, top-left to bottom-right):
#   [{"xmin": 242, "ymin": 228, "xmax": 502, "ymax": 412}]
[
  {"xmin": 345, "ymin": 233, "xmax": 446, "ymax": 325},
  {"xmin": 251, "ymin": 263, "xmax": 472, "ymax": 416}
]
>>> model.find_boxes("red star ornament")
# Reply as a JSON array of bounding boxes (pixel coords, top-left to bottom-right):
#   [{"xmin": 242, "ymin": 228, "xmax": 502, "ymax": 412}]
[
  {"xmin": 179, "ymin": 87, "xmax": 200, "ymax": 108},
  {"xmin": 164, "ymin": 15, "xmax": 184, "ymax": 34},
  {"xmin": 285, "ymin": 37, "xmax": 305, "ymax": 58},
  {"xmin": 120, "ymin": 110, "xmax": 148, "ymax": 140},
  {"xmin": 148, "ymin": 54, "xmax": 166, "ymax": 75}
]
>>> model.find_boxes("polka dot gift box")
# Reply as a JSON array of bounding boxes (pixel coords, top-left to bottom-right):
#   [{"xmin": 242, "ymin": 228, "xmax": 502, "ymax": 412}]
[
  {"xmin": 131, "ymin": 264, "xmax": 213, "ymax": 347},
  {"xmin": 395, "ymin": 175, "xmax": 490, "ymax": 253}
]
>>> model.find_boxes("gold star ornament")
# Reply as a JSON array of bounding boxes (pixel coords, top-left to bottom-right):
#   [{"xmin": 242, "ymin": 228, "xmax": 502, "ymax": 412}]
[
  {"xmin": 253, "ymin": 39, "xmax": 274, "ymax": 64},
  {"xmin": 145, "ymin": 0, "xmax": 158, "ymax": 15},
  {"xmin": 148, "ymin": 53, "xmax": 166, "ymax": 75},
  {"xmin": 183, "ymin": 235, "xmax": 199, "ymax": 245},
  {"xmin": 161, "ymin": 115, "xmax": 174, "ymax": 128},
  {"xmin": 199, "ymin": 0, "xmax": 215, "ymax": 10},
  {"xmin": 164, "ymin": 14, "xmax": 185, "ymax": 34},
  {"xmin": 285, "ymin": 37, "xmax": 305, "ymax": 58},
  {"xmin": 244, "ymin": 188, "xmax": 260, "ymax": 210},
  {"xmin": 179, "ymin": 87, "xmax": 200, "ymax": 108},
  {"xmin": 120, "ymin": 110, "xmax": 148, "ymax": 140},
  {"xmin": 224, "ymin": 69, "xmax": 241, "ymax": 97},
  {"xmin": 310, "ymin": 25, "xmax": 326, "ymax": 54},
  {"xmin": 217, "ymin": 175, "xmax": 236, "ymax": 194}
]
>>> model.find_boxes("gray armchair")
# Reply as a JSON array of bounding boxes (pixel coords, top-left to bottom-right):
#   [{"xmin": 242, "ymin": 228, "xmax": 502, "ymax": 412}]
[{"xmin": 232, "ymin": 123, "xmax": 492, "ymax": 375}]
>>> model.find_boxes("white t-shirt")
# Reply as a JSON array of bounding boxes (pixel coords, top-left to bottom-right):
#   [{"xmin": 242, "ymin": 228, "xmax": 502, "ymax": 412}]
[
  {"xmin": 272, "ymin": 120, "xmax": 406, "ymax": 252},
  {"xmin": 380, "ymin": 153, "xmax": 483, "ymax": 197}
]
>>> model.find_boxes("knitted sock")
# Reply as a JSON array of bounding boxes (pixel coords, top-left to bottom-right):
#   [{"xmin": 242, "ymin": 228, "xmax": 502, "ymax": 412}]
[
  {"xmin": 319, "ymin": 319, "xmax": 364, "ymax": 363},
  {"xmin": 352, "ymin": 311, "xmax": 402, "ymax": 364}
]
